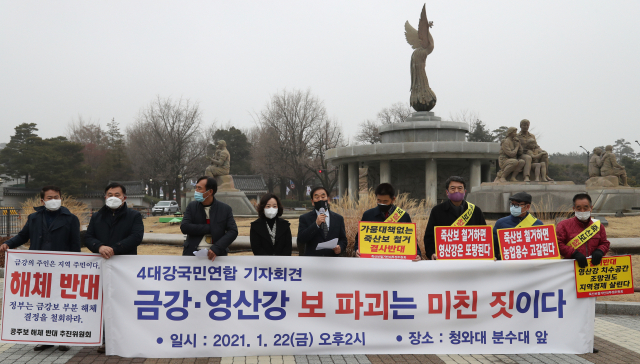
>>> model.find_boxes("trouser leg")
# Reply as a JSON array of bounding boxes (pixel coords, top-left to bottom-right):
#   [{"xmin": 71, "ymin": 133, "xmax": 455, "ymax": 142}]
[
  {"xmin": 521, "ymin": 154, "xmax": 532, "ymax": 181},
  {"xmin": 500, "ymin": 159, "xmax": 518, "ymax": 182}
]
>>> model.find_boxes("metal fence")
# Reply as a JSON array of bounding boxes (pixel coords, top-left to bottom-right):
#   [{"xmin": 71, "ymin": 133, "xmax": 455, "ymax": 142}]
[{"xmin": 0, "ymin": 214, "xmax": 22, "ymax": 236}]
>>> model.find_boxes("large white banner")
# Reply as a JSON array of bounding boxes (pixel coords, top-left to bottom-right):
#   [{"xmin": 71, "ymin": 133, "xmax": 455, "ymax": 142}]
[
  {"xmin": 104, "ymin": 256, "xmax": 595, "ymax": 358},
  {"xmin": 1, "ymin": 250, "xmax": 103, "ymax": 346}
]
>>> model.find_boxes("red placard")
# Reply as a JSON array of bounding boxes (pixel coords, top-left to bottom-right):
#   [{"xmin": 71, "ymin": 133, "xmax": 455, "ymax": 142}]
[
  {"xmin": 496, "ymin": 224, "xmax": 560, "ymax": 260},
  {"xmin": 434, "ymin": 226, "xmax": 494, "ymax": 260}
]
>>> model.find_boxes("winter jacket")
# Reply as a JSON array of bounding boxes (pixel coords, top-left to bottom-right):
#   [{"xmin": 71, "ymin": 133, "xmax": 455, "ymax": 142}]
[
  {"xmin": 5, "ymin": 206, "xmax": 80, "ymax": 252},
  {"xmin": 424, "ymin": 200, "xmax": 487, "ymax": 259},
  {"xmin": 180, "ymin": 199, "xmax": 238, "ymax": 257},
  {"xmin": 85, "ymin": 202, "xmax": 144, "ymax": 255},
  {"xmin": 249, "ymin": 217, "xmax": 292, "ymax": 256},
  {"xmin": 557, "ymin": 216, "xmax": 610, "ymax": 258}
]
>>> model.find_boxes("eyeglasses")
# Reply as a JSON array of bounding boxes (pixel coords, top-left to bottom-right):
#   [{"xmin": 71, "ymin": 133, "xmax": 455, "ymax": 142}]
[{"xmin": 510, "ymin": 202, "xmax": 527, "ymax": 208}]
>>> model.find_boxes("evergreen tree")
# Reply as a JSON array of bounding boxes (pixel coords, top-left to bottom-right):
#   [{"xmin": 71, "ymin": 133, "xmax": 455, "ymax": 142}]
[
  {"xmin": 212, "ymin": 127, "xmax": 253, "ymax": 175},
  {"xmin": 95, "ymin": 120, "xmax": 133, "ymax": 184},
  {"xmin": 492, "ymin": 126, "xmax": 510, "ymax": 143},
  {"xmin": 0, "ymin": 123, "xmax": 40, "ymax": 184},
  {"xmin": 467, "ymin": 120, "xmax": 494, "ymax": 142},
  {"xmin": 28, "ymin": 137, "xmax": 88, "ymax": 195}
]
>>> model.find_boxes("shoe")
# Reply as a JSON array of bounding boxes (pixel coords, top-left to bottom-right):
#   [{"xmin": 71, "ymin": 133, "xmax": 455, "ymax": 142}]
[
  {"xmin": 593, "ymin": 348, "xmax": 599, "ymax": 353},
  {"xmin": 34, "ymin": 345, "xmax": 54, "ymax": 351},
  {"xmin": 58, "ymin": 346, "xmax": 70, "ymax": 351},
  {"xmin": 97, "ymin": 345, "xmax": 105, "ymax": 354}
]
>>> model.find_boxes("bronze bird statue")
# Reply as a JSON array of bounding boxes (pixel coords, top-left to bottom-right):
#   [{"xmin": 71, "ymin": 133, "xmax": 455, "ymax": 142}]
[{"xmin": 405, "ymin": 5, "xmax": 436, "ymax": 112}]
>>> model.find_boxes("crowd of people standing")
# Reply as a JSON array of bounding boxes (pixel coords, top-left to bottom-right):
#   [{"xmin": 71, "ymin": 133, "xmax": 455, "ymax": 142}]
[{"xmin": 0, "ymin": 175, "xmax": 610, "ymax": 353}]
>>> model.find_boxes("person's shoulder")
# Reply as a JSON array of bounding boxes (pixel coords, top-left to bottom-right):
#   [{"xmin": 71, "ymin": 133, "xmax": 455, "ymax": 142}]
[
  {"xmin": 494, "ymin": 215, "xmax": 510, "ymax": 227},
  {"xmin": 329, "ymin": 210, "xmax": 343, "ymax": 219},
  {"xmin": 186, "ymin": 200, "xmax": 202, "ymax": 209},
  {"xmin": 299, "ymin": 210, "xmax": 315, "ymax": 221},
  {"xmin": 469, "ymin": 202, "xmax": 483, "ymax": 212},
  {"xmin": 127, "ymin": 207, "xmax": 142, "ymax": 216},
  {"xmin": 61, "ymin": 207, "xmax": 81, "ymax": 221},
  {"xmin": 277, "ymin": 217, "xmax": 291, "ymax": 227},
  {"xmin": 214, "ymin": 199, "xmax": 233, "ymax": 211},
  {"xmin": 556, "ymin": 217, "xmax": 573, "ymax": 228},
  {"xmin": 250, "ymin": 217, "xmax": 263, "ymax": 226},
  {"xmin": 432, "ymin": 201, "xmax": 448, "ymax": 212},
  {"xmin": 362, "ymin": 207, "xmax": 378, "ymax": 219}
]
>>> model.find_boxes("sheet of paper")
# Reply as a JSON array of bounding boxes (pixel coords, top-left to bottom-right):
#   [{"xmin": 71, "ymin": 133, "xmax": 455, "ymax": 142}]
[
  {"xmin": 316, "ymin": 238, "xmax": 338, "ymax": 250},
  {"xmin": 193, "ymin": 248, "xmax": 210, "ymax": 257}
]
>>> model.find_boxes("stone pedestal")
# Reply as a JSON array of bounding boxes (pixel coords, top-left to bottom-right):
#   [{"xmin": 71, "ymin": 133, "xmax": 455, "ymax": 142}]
[
  {"xmin": 215, "ymin": 175, "xmax": 238, "ymax": 191},
  {"xmin": 468, "ymin": 181, "xmax": 640, "ymax": 216},
  {"xmin": 587, "ymin": 187, "xmax": 640, "ymax": 213},
  {"xmin": 467, "ymin": 182, "xmax": 582, "ymax": 216},
  {"xmin": 586, "ymin": 176, "xmax": 619, "ymax": 188},
  {"xmin": 214, "ymin": 175, "xmax": 257, "ymax": 215}
]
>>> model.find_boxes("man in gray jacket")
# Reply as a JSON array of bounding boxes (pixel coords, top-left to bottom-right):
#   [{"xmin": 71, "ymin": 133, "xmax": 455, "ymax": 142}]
[{"xmin": 181, "ymin": 176, "xmax": 238, "ymax": 260}]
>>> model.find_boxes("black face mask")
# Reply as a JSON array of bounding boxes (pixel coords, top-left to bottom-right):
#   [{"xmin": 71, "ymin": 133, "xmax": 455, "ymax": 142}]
[
  {"xmin": 378, "ymin": 204, "xmax": 392, "ymax": 213},
  {"xmin": 314, "ymin": 200, "xmax": 328, "ymax": 211}
]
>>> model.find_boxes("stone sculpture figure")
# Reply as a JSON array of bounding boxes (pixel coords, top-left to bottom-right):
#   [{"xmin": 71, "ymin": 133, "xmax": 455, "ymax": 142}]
[
  {"xmin": 405, "ymin": 5, "xmax": 437, "ymax": 112},
  {"xmin": 205, "ymin": 140, "xmax": 231, "ymax": 178},
  {"xmin": 517, "ymin": 119, "xmax": 553, "ymax": 182},
  {"xmin": 589, "ymin": 147, "xmax": 604, "ymax": 177},
  {"xmin": 498, "ymin": 127, "xmax": 526, "ymax": 182},
  {"xmin": 600, "ymin": 145, "xmax": 629, "ymax": 186}
]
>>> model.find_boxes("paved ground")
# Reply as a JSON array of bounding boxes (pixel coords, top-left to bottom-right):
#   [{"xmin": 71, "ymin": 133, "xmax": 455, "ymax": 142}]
[
  {"xmin": 0, "ymin": 314, "xmax": 638, "ymax": 363},
  {"xmin": 2, "ymin": 278, "xmax": 640, "ymax": 363}
]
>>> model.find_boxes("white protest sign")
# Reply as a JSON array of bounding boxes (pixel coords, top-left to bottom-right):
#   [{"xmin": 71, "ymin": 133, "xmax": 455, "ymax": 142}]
[
  {"xmin": 1, "ymin": 250, "xmax": 103, "ymax": 346},
  {"xmin": 103, "ymin": 256, "xmax": 594, "ymax": 358}
]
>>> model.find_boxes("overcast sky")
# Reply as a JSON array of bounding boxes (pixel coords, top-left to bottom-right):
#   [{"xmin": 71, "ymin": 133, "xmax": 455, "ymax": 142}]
[{"xmin": 2, "ymin": 1, "xmax": 639, "ymax": 154}]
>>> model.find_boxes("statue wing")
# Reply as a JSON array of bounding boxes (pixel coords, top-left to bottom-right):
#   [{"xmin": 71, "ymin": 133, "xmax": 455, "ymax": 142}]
[
  {"xmin": 417, "ymin": 5, "xmax": 434, "ymax": 55},
  {"xmin": 404, "ymin": 21, "xmax": 421, "ymax": 49}
]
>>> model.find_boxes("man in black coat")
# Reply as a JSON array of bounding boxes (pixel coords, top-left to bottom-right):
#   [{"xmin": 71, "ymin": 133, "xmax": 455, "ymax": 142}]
[
  {"xmin": 85, "ymin": 182, "xmax": 144, "ymax": 354},
  {"xmin": 0, "ymin": 186, "xmax": 80, "ymax": 353},
  {"xmin": 0, "ymin": 186, "xmax": 80, "ymax": 255},
  {"xmin": 424, "ymin": 176, "xmax": 487, "ymax": 260},
  {"xmin": 354, "ymin": 183, "xmax": 422, "ymax": 259},
  {"xmin": 298, "ymin": 186, "xmax": 347, "ymax": 257},
  {"xmin": 181, "ymin": 176, "xmax": 238, "ymax": 260},
  {"xmin": 85, "ymin": 182, "xmax": 144, "ymax": 258}
]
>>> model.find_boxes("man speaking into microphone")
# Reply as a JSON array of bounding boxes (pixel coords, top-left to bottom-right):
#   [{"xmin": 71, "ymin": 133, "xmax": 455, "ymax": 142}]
[{"xmin": 298, "ymin": 186, "xmax": 347, "ymax": 257}]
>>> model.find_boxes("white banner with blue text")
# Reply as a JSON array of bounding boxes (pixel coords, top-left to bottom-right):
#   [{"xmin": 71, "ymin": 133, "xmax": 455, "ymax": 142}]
[
  {"xmin": 104, "ymin": 256, "xmax": 595, "ymax": 358},
  {"xmin": 1, "ymin": 250, "xmax": 103, "ymax": 346}
]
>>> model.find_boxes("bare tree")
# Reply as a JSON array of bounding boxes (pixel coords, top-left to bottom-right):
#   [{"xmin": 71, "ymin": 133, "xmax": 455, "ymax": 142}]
[
  {"xmin": 354, "ymin": 102, "xmax": 412, "ymax": 145},
  {"xmin": 377, "ymin": 102, "xmax": 412, "ymax": 125},
  {"xmin": 258, "ymin": 89, "xmax": 337, "ymax": 200},
  {"xmin": 66, "ymin": 115, "xmax": 106, "ymax": 145},
  {"xmin": 354, "ymin": 119, "xmax": 381, "ymax": 144},
  {"xmin": 250, "ymin": 125, "xmax": 287, "ymax": 194},
  {"xmin": 449, "ymin": 109, "xmax": 481, "ymax": 132},
  {"xmin": 127, "ymin": 96, "xmax": 208, "ymax": 207},
  {"xmin": 308, "ymin": 118, "xmax": 344, "ymax": 193}
]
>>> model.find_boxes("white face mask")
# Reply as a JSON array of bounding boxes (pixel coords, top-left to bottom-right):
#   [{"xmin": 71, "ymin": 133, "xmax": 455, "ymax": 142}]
[
  {"xmin": 44, "ymin": 199, "xmax": 61, "ymax": 211},
  {"xmin": 106, "ymin": 196, "xmax": 123, "ymax": 209},
  {"xmin": 575, "ymin": 211, "xmax": 591, "ymax": 221},
  {"xmin": 264, "ymin": 207, "xmax": 278, "ymax": 219}
]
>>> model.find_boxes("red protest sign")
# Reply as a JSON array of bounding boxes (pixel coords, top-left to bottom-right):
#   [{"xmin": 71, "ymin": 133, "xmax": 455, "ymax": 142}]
[
  {"xmin": 497, "ymin": 224, "xmax": 560, "ymax": 260},
  {"xmin": 434, "ymin": 226, "xmax": 494, "ymax": 260}
]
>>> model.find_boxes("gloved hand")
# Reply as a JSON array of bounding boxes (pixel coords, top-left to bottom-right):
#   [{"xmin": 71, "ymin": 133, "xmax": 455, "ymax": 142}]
[
  {"xmin": 572, "ymin": 251, "xmax": 588, "ymax": 268},
  {"xmin": 591, "ymin": 249, "xmax": 605, "ymax": 266}
]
